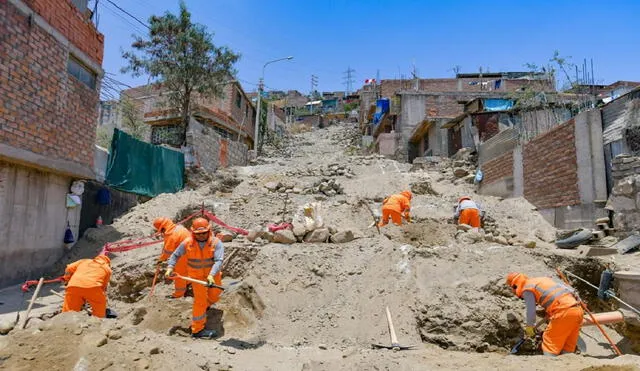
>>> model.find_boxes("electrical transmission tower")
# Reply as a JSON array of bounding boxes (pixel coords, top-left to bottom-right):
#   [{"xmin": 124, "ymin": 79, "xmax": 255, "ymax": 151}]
[
  {"xmin": 343, "ymin": 66, "xmax": 355, "ymax": 95},
  {"xmin": 311, "ymin": 74, "xmax": 318, "ymax": 95}
]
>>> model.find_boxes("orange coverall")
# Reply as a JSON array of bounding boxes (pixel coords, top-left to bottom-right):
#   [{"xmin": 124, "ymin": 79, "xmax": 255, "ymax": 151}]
[
  {"xmin": 514, "ymin": 275, "xmax": 584, "ymax": 355},
  {"xmin": 62, "ymin": 255, "xmax": 111, "ymax": 318},
  {"xmin": 159, "ymin": 223, "xmax": 191, "ymax": 298},
  {"xmin": 378, "ymin": 192, "xmax": 411, "ymax": 226},
  {"xmin": 169, "ymin": 236, "xmax": 224, "ymax": 334}
]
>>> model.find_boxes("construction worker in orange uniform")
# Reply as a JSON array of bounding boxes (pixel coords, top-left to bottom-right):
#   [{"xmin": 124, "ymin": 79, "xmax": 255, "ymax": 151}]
[
  {"xmin": 62, "ymin": 255, "xmax": 112, "ymax": 318},
  {"xmin": 378, "ymin": 190, "xmax": 412, "ymax": 227},
  {"xmin": 454, "ymin": 196, "xmax": 481, "ymax": 228},
  {"xmin": 506, "ymin": 272, "xmax": 584, "ymax": 356},
  {"xmin": 153, "ymin": 217, "xmax": 191, "ymax": 299},
  {"xmin": 165, "ymin": 217, "xmax": 224, "ymax": 339}
]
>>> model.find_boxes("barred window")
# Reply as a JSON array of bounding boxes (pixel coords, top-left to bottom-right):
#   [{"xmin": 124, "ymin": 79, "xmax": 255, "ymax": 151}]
[{"xmin": 151, "ymin": 125, "xmax": 184, "ymax": 147}]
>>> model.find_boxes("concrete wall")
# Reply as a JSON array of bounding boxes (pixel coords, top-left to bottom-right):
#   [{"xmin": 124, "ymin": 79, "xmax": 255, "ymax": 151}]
[
  {"xmin": 0, "ymin": 161, "xmax": 81, "ymax": 287},
  {"xmin": 377, "ymin": 133, "xmax": 400, "ymax": 157}
]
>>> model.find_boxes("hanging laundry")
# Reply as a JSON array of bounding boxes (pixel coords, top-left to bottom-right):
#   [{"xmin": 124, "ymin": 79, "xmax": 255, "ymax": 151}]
[
  {"xmin": 468, "ymin": 81, "xmax": 479, "ymax": 85},
  {"xmin": 96, "ymin": 187, "xmax": 112, "ymax": 205},
  {"xmin": 494, "ymin": 79, "xmax": 502, "ymax": 89}
]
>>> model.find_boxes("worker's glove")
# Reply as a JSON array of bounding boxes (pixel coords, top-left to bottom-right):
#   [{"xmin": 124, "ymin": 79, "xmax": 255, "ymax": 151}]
[
  {"xmin": 404, "ymin": 213, "xmax": 412, "ymax": 223},
  {"xmin": 164, "ymin": 267, "xmax": 174, "ymax": 279},
  {"xmin": 207, "ymin": 275, "xmax": 215, "ymax": 287},
  {"xmin": 524, "ymin": 326, "xmax": 536, "ymax": 339}
]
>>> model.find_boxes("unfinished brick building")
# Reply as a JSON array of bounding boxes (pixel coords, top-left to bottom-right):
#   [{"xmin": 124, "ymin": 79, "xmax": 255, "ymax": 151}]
[{"xmin": 0, "ymin": 0, "xmax": 104, "ymax": 286}]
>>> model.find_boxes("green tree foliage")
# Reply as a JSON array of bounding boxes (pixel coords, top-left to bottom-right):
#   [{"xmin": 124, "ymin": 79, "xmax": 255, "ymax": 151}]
[
  {"xmin": 121, "ymin": 1, "xmax": 239, "ymax": 142},
  {"xmin": 120, "ymin": 96, "xmax": 147, "ymax": 140}
]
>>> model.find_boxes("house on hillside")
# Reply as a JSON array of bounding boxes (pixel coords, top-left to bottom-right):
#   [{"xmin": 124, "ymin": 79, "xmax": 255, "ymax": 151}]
[
  {"xmin": 359, "ymin": 72, "xmax": 556, "ymax": 162},
  {"xmin": 0, "ymin": 0, "xmax": 104, "ymax": 286}
]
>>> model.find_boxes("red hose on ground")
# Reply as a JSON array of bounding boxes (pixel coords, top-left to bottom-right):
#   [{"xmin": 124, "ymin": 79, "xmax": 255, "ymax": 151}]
[
  {"xmin": 203, "ymin": 210, "xmax": 248, "ymax": 235},
  {"xmin": 21, "ymin": 276, "xmax": 64, "ymax": 292}
]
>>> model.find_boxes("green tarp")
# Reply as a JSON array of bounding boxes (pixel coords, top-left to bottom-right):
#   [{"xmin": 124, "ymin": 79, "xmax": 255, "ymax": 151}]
[{"xmin": 105, "ymin": 129, "xmax": 184, "ymax": 197}]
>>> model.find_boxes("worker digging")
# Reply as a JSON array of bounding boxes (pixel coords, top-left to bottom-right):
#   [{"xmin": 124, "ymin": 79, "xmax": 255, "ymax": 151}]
[
  {"xmin": 454, "ymin": 196, "xmax": 482, "ymax": 230},
  {"xmin": 165, "ymin": 217, "xmax": 225, "ymax": 339},
  {"xmin": 506, "ymin": 272, "xmax": 585, "ymax": 356},
  {"xmin": 153, "ymin": 217, "xmax": 192, "ymax": 299},
  {"xmin": 61, "ymin": 255, "xmax": 112, "ymax": 318},
  {"xmin": 378, "ymin": 190, "xmax": 413, "ymax": 227}
]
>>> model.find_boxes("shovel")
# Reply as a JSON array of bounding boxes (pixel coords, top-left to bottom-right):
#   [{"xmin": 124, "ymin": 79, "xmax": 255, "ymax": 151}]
[
  {"xmin": 371, "ymin": 306, "xmax": 416, "ymax": 351},
  {"xmin": 169, "ymin": 273, "xmax": 242, "ymax": 294}
]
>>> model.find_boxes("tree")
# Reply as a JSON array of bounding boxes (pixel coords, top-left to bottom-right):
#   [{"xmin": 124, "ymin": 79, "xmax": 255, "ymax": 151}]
[
  {"xmin": 120, "ymin": 96, "xmax": 147, "ymax": 140},
  {"xmin": 121, "ymin": 1, "xmax": 239, "ymax": 143}
]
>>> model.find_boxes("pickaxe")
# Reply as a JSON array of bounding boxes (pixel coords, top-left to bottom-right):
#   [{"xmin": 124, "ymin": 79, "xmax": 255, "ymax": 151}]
[
  {"xmin": 168, "ymin": 273, "xmax": 241, "ymax": 294},
  {"xmin": 371, "ymin": 306, "xmax": 416, "ymax": 351}
]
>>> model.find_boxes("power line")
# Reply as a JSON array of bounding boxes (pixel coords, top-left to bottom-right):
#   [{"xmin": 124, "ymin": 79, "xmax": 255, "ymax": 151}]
[
  {"xmin": 311, "ymin": 74, "xmax": 318, "ymax": 95},
  {"xmin": 104, "ymin": 0, "xmax": 150, "ymax": 30},
  {"xmin": 99, "ymin": 1, "xmax": 147, "ymax": 35}
]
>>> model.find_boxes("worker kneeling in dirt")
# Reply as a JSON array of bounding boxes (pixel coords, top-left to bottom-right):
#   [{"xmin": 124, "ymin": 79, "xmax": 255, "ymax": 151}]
[
  {"xmin": 454, "ymin": 196, "xmax": 481, "ymax": 229},
  {"xmin": 378, "ymin": 190, "xmax": 412, "ymax": 227},
  {"xmin": 153, "ymin": 217, "xmax": 191, "ymax": 299},
  {"xmin": 165, "ymin": 217, "xmax": 224, "ymax": 339},
  {"xmin": 62, "ymin": 255, "xmax": 112, "ymax": 318},
  {"xmin": 506, "ymin": 272, "xmax": 584, "ymax": 356}
]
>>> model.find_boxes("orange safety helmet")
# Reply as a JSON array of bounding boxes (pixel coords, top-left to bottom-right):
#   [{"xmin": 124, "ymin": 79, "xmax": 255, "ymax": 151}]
[
  {"xmin": 190, "ymin": 217, "xmax": 211, "ymax": 233},
  {"xmin": 506, "ymin": 272, "xmax": 528, "ymax": 297},
  {"xmin": 95, "ymin": 254, "xmax": 111, "ymax": 266},
  {"xmin": 458, "ymin": 196, "xmax": 472, "ymax": 204},
  {"xmin": 401, "ymin": 190, "xmax": 413, "ymax": 200},
  {"xmin": 153, "ymin": 217, "xmax": 172, "ymax": 232}
]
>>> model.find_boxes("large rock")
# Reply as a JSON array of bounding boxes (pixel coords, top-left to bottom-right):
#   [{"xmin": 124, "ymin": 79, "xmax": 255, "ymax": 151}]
[
  {"xmin": 613, "ymin": 178, "xmax": 634, "ymax": 196},
  {"xmin": 453, "ymin": 168, "xmax": 469, "ymax": 178},
  {"xmin": 273, "ymin": 229, "xmax": 296, "ymax": 244},
  {"xmin": 0, "ymin": 319, "xmax": 15, "ymax": 335},
  {"xmin": 247, "ymin": 229, "xmax": 263, "ymax": 242},
  {"xmin": 304, "ymin": 228, "xmax": 330, "ymax": 243},
  {"xmin": 265, "ymin": 182, "xmax": 281, "ymax": 192},
  {"xmin": 292, "ymin": 222, "xmax": 307, "ymax": 237},
  {"xmin": 330, "ymin": 230, "xmax": 355, "ymax": 243},
  {"xmin": 411, "ymin": 180, "xmax": 439, "ymax": 195}
]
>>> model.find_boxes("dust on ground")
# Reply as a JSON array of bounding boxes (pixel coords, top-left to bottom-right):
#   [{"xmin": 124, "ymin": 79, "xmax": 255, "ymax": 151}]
[{"xmin": 1, "ymin": 123, "xmax": 639, "ymax": 371}]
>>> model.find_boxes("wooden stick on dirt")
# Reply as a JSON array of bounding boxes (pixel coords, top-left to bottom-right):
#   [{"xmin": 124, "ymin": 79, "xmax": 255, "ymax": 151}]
[
  {"xmin": 385, "ymin": 306, "xmax": 400, "ymax": 351},
  {"xmin": 221, "ymin": 249, "xmax": 238, "ymax": 272},
  {"xmin": 22, "ymin": 277, "xmax": 44, "ymax": 329}
]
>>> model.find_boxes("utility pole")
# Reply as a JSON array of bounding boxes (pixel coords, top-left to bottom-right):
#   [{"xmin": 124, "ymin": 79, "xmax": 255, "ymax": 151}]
[
  {"xmin": 343, "ymin": 66, "xmax": 355, "ymax": 96},
  {"xmin": 311, "ymin": 74, "xmax": 318, "ymax": 95}
]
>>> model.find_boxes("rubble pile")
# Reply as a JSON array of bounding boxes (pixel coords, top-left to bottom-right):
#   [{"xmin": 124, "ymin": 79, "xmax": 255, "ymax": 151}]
[
  {"xmin": 285, "ymin": 163, "xmax": 356, "ymax": 178},
  {"xmin": 329, "ymin": 123, "xmax": 360, "ymax": 148},
  {"xmin": 446, "ymin": 147, "xmax": 478, "ymax": 185},
  {"xmin": 348, "ymin": 154, "xmax": 387, "ymax": 165},
  {"xmin": 263, "ymin": 178, "xmax": 344, "ymax": 197}
]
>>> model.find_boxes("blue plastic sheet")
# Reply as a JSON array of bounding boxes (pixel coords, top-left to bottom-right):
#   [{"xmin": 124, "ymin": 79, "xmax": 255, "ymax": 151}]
[{"xmin": 483, "ymin": 99, "xmax": 514, "ymax": 112}]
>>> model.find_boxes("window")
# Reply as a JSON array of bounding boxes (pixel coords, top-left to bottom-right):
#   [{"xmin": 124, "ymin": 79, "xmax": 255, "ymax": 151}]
[
  {"xmin": 67, "ymin": 56, "xmax": 96, "ymax": 89},
  {"xmin": 235, "ymin": 91, "xmax": 242, "ymax": 108}
]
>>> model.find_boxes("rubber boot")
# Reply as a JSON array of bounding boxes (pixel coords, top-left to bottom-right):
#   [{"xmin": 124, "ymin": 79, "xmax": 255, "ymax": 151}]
[{"xmin": 192, "ymin": 329, "xmax": 217, "ymax": 339}]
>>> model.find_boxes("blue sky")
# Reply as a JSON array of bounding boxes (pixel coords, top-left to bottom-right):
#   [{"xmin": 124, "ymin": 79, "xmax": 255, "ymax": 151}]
[{"xmin": 97, "ymin": 0, "xmax": 640, "ymax": 97}]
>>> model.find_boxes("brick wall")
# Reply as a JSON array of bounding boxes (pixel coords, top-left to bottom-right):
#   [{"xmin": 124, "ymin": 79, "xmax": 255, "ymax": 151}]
[
  {"xmin": 482, "ymin": 151, "xmax": 513, "ymax": 185},
  {"xmin": 378, "ymin": 77, "xmax": 554, "ymax": 99},
  {"xmin": 24, "ymin": 0, "xmax": 104, "ymax": 64},
  {"xmin": 523, "ymin": 119, "xmax": 580, "ymax": 209},
  {"xmin": 0, "ymin": 0, "xmax": 100, "ymax": 170}
]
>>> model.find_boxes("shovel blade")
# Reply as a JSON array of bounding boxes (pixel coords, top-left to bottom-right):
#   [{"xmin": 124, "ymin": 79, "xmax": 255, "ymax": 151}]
[{"xmin": 511, "ymin": 338, "xmax": 526, "ymax": 354}]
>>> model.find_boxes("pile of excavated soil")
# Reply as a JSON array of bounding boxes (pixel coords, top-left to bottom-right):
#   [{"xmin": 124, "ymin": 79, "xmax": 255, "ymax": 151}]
[{"xmin": 1, "ymin": 123, "xmax": 639, "ymax": 371}]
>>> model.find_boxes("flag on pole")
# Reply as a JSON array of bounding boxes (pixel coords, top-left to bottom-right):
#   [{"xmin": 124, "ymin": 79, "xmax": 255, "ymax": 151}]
[{"xmin": 364, "ymin": 78, "xmax": 376, "ymax": 85}]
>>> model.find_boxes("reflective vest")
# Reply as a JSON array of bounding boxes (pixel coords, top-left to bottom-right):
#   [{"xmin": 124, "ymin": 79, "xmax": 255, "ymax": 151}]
[
  {"xmin": 521, "ymin": 277, "xmax": 578, "ymax": 314},
  {"xmin": 184, "ymin": 236, "xmax": 220, "ymax": 279},
  {"xmin": 160, "ymin": 225, "xmax": 191, "ymax": 261}
]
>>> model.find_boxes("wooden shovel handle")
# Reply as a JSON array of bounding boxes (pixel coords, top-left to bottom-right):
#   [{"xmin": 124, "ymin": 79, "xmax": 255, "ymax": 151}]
[{"xmin": 386, "ymin": 306, "xmax": 399, "ymax": 346}]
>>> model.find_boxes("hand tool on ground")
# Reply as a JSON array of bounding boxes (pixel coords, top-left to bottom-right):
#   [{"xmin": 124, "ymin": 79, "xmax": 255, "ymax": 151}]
[
  {"xmin": 511, "ymin": 317, "xmax": 546, "ymax": 354},
  {"xmin": 21, "ymin": 277, "xmax": 44, "ymax": 329},
  {"xmin": 149, "ymin": 265, "xmax": 162, "ymax": 298},
  {"xmin": 556, "ymin": 268, "xmax": 622, "ymax": 356},
  {"xmin": 361, "ymin": 201, "xmax": 380, "ymax": 234},
  {"xmin": 169, "ymin": 273, "xmax": 241, "ymax": 294},
  {"xmin": 371, "ymin": 306, "xmax": 416, "ymax": 351}
]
